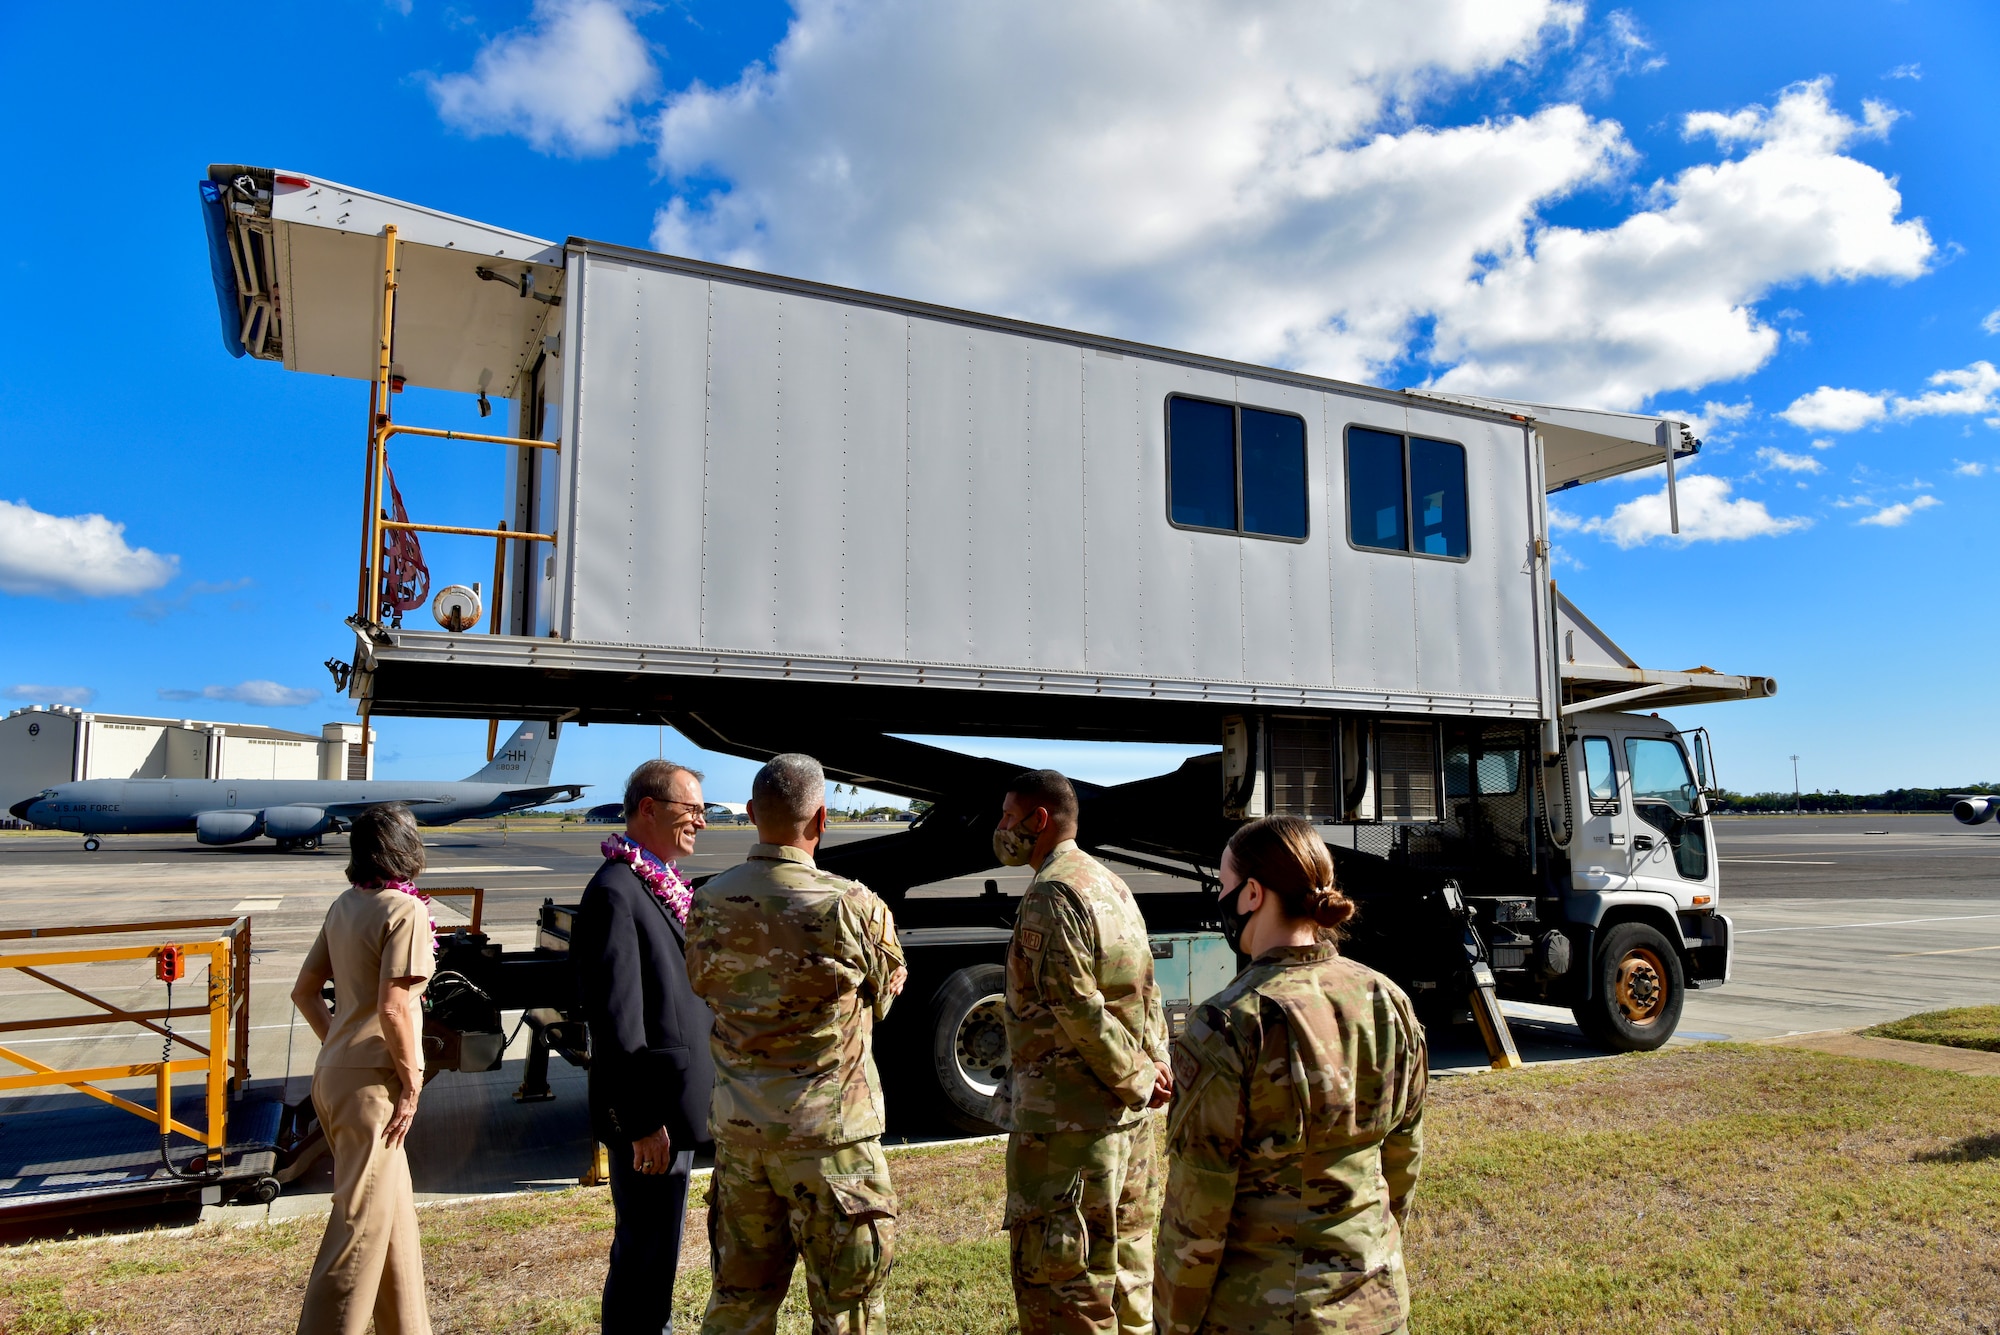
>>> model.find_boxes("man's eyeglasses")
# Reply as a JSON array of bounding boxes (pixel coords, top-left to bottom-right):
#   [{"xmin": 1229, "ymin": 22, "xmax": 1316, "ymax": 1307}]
[{"xmin": 651, "ymin": 798, "xmax": 707, "ymax": 819}]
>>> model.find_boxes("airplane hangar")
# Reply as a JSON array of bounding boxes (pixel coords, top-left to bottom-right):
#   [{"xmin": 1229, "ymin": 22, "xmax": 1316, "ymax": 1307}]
[{"xmin": 0, "ymin": 705, "xmax": 374, "ymax": 818}]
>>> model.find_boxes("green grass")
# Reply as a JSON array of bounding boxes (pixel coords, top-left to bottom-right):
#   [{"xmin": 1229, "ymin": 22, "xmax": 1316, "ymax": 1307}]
[
  {"xmin": 1864, "ymin": 1004, "xmax": 2000, "ymax": 1053},
  {"xmin": 5, "ymin": 1044, "xmax": 2000, "ymax": 1333}
]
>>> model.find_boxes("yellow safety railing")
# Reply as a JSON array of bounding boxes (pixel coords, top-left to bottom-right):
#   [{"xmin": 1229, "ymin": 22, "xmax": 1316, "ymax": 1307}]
[
  {"xmin": 425, "ymin": 886, "xmax": 485, "ymax": 935},
  {"xmin": 0, "ymin": 917, "xmax": 251, "ymax": 1171},
  {"xmin": 359, "ymin": 224, "xmax": 561, "ymax": 629}
]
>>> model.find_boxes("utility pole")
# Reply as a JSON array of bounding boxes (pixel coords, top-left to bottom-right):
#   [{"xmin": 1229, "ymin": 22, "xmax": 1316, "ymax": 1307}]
[{"xmin": 1791, "ymin": 755, "xmax": 1801, "ymax": 814}]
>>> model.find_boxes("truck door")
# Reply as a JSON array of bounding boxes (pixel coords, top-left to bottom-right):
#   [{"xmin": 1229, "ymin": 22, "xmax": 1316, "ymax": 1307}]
[
  {"xmin": 1621, "ymin": 735, "xmax": 1711, "ymax": 899},
  {"xmin": 1573, "ymin": 734, "xmax": 1633, "ymax": 889}
]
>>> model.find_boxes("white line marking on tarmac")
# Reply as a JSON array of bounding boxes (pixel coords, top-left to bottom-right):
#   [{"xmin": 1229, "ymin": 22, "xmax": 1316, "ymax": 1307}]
[
  {"xmin": 1720, "ymin": 859, "xmax": 1838, "ymax": 865},
  {"xmin": 1887, "ymin": 943, "xmax": 2000, "ymax": 958},
  {"xmin": 419, "ymin": 866, "xmax": 551, "ymax": 874},
  {"xmin": 1738, "ymin": 912, "xmax": 2000, "ymax": 935},
  {"xmin": 231, "ymin": 899, "xmax": 283, "ymax": 912}
]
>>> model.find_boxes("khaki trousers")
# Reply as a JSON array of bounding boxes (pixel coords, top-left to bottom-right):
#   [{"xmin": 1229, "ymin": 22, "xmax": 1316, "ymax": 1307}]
[{"xmin": 298, "ymin": 1065, "xmax": 431, "ymax": 1335}]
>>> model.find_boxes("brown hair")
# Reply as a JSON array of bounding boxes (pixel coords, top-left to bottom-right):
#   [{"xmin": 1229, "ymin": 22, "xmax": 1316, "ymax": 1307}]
[
  {"xmin": 624, "ymin": 759, "xmax": 706, "ymax": 820},
  {"xmin": 1225, "ymin": 815, "xmax": 1355, "ymax": 935},
  {"xmin": 345, "ymin": 803, "xmax": 426, "ymax": 886}
]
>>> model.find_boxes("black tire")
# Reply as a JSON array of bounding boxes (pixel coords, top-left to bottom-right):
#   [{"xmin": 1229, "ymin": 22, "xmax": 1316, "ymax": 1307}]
[
  {"xmin": 83, "ymin": 837, "xmax": 100, "ymax": 852},
  {"xmin": 931, "ymin": 964, "xmax": 1008, "ymax": 1135},
  {"xmin": 1572, "ymin": 921, "xmax": 1685, "ymax": 1052}
]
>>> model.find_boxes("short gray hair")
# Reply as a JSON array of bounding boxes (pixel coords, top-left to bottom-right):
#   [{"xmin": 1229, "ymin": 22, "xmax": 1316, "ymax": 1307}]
[
  {"xmin": 752, "ymin": 753, "xmax": 825, "ymax": 825},
  {"xmin": 346, "ymin": 804, "xmax": 426, "ymax": 886},
  {"xmin": 625, "ymin": 759, "xmax": 704, "ymax": 820}
]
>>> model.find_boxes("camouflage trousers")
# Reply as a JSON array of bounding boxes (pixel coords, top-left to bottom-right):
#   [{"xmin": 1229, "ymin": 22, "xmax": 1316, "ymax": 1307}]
[
  {"xmin": 700, "ymin": 1138, "xmax": 897, "ymax": 1335},
  {"xmin": 1005, "ymin": 1120, "xmax": 1158, "ymax": 1335}
]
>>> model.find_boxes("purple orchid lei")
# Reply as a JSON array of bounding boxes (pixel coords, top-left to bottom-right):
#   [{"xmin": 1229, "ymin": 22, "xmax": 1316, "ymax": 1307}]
[
  {"xmin": 603, "ymin": 834, "xmax": 693, "ymax": 924},
  {"xmin": 363, "ymin": 878, "xmax": 439, "ymax": 954}
]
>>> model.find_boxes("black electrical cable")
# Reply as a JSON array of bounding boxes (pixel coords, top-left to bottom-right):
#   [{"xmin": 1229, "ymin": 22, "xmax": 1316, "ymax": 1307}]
[{"xmin": 156, "ymin": 977, "xmax": 224, "ymax": 1183}]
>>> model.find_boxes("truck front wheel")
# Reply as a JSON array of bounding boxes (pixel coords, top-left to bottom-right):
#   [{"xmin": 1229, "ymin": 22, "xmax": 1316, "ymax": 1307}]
[
  {"xmin": 1573, "ymin": 922, "xmax": 1684, "ymax": 1052},
  {"xmin": 931, "ymin": 963, "xmax": 1008, "ymax": 1134}
]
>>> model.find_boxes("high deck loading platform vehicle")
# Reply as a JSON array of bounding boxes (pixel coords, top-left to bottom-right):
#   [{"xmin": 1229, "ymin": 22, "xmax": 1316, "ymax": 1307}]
[{"xmin": 197, "ymin": 165, "xmax": 1774, "ymax": 1125}]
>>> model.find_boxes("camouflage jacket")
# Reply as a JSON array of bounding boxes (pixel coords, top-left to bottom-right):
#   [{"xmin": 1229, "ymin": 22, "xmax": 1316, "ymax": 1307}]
[
  {"xmin": 1154, "ymin": 943, "xmax": 1427, "ymax": 1335},
  {"xmin": 995, "ymin": 840, "xmax": 1168, "ymax": 1134},
  {"xmin": 685, "ymin": 843, "xmax": 905, "ymax": 1150}
]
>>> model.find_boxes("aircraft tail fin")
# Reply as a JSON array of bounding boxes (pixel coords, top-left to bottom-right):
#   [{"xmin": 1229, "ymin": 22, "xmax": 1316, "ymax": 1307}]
[{"xmin": 466, "ymin": 722, "xmax": 560, "ymax": 785}]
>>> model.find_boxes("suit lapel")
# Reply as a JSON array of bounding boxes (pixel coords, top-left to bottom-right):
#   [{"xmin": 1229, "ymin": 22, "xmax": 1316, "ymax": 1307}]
[{"xmin": 623, "ymin": 859, "xmax": 685, "ymax": 943}]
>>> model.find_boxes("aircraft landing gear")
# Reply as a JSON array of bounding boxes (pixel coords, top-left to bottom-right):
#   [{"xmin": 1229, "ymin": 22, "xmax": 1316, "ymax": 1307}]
[{"xmin": 83, "ymin": 837, "xmax": 100, "ymax": 852}]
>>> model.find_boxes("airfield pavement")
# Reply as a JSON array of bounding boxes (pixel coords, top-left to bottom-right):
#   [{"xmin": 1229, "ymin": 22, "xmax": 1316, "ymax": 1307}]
[{"xmin": 1, "ymin": 812, "xmax": 1997, "ymax": 1230}]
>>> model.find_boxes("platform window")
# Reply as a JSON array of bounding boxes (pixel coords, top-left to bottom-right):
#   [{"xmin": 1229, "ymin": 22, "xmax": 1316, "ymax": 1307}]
[
  {"xmin": 1167, "ymin": 395, "xmax": 1309, "ymax": 541},
  {"xmin": 1346, "ymin": 427, "xmax": 1406, "ymax": 552},
  {"xmin": 1410, "ymin": 437, "xmax": 1469, "ymax": 557},
  {"xmin": 1240, "ymin": 408, "xmax": 1308, "ymax": 539},
  {"xmin": 1344, "ymin": 426, "xmax": 1470, "ymax": 560},
  {"xmin": 1168, "ymin": 396, "xmax": 1237, "ymax": 531}
]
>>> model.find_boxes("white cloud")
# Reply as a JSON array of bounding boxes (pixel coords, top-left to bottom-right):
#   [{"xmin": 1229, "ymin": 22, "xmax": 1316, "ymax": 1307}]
[
  {"xmin": 627, "ymin": 6, "xmax": 1928, "ymax": 406},
  {"xmin": 1430, "ymin": 79, "xmax": 1931, "ymax": 405},
  {"xmin": 0, "ymin": 498, "xmax": 178, "ymax": 598},
  {"xmin": 1756, "ymin": 447, "xmax": 1823, "ymax": 474},
  {"xmin": 158, "ymin": 681, "xmax": 323, "ymax": 708},
  {"xmin": 1884, "ymin": 63, "xmax": 1922, "ymax": 81},
  {"xmin": 1560, "ymin": 8, "xmax": 1666, "ymax": 100},
  {"xmin": 1981, "ymin": 307, "xmax": 2000, "ymax": 335},
  {"xmin": 1858, "ymin": 494, "xmax": 1941, "ymax": 527},
  {"xmin": 1657, "ymin": 398, "xmax": 1753, "ymax": 440},
  {"xmin": 1953, "ymin": 461, "xmax": 1986, "ymax": 477},
  {"xmin": 429, "ymin": 0, "xmax": 659, "ymax": 155},
  {"xmin": 1779, "ymin": 386, "xmax": 1888, "ymax": 432},
  {"xmin": 1810, "ymin": 437, "xmax": 1835, "ymax": 450},
  {"xmin": 1575, "ymin": 473, "xmax": 1810, "ymax": 547},
  {"xmin": 657, "ymin": 0, "xmax": 1611, "ymax": 384},
  {"xmin": 1892, "ymin": 361, "xmax": 2000, "ymax": 419},
  {"xmin": 3, "ymin": 684, "xmax": 95, "ymax": 707}
]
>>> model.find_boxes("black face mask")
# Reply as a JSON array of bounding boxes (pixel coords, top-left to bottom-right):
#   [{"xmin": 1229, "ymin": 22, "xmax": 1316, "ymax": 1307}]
[{"xmin": 1216, "ymin": 878, "xmax": 1254, "ymax": 954}]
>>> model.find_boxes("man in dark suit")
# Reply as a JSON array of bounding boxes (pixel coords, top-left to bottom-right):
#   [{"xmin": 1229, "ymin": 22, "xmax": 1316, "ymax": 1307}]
[{"xmin": 572, "ymin": 759, "xmax": 717, "ymax": 1335}]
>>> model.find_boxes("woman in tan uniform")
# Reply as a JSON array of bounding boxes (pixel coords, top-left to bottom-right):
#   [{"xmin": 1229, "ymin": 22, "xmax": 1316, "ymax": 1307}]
[
  {"xmin": 290, "ymin": 803, "xmax": 436, "ymax": 1335},
  {"xmin": 1154, "ymin": 815, "xmax": 1429, "ymax": 1335}
]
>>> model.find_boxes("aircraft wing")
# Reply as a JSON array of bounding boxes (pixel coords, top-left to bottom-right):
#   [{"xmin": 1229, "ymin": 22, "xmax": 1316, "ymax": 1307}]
[
  {"xmin": 321, "ymin": 797, "xmax": 451, "ymax": 815},
  {"xmin": 494, "ymin": 784, "xmax": 587, "ymax": 812}
]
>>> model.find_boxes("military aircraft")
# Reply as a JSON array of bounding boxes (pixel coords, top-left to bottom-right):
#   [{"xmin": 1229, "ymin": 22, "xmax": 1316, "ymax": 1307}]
[
  {"xmin": 9, "ymin": 723, "xmax": 583, "ymax": 851},
  {"xmin": 1952, "ymin": 794, "xmax": 2000, "ymax": 825}
]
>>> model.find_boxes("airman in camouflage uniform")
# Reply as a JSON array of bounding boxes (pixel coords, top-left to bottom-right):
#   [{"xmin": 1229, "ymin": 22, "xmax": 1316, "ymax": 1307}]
[
  {"xmin": 992, "ymin": 770, "xmax": 1170, "ymax": 1335},
  {"xmin": 686, "ymin": 753, "xmax": 906, "ymax": 1335},
  {"xmin": 1154, "ymin": 942, "xmax": 1427, "ymax": 1335}
]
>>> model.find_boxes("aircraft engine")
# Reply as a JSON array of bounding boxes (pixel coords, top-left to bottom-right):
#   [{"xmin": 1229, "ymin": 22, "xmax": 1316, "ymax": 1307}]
[
  {"xmin": 263, "ymin": 805, "xmax": 333, "ymax": 839},
  {"xmin": 196, "ymin": 810, "xmax": 265, "ymax": 844},
  {"xmin": 1953, "ymin": 798, "xmax": 1997, "ymax": 825}
]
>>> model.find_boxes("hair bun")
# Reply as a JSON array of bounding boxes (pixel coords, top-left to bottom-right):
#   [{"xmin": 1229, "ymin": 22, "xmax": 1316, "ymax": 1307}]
[{"xmin": 1310, "ymin": 883, "xmax": 1356, "ymax": 929}]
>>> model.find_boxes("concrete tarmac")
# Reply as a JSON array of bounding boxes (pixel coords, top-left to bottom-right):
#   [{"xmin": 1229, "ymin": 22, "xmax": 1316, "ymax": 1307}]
[{"xmin": 2, "ymin": 811, "xmax": 1997, "ymax": 1230}]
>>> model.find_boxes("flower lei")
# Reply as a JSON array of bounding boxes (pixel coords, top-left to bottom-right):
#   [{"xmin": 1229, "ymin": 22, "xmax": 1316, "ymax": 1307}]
[
  {"xmin": 603, "ymin": 834, "xmax": 693, "ymax": 924},
  {"xmin": 363, "ymin": 878, "xmax": 438, "ymax": 955}
]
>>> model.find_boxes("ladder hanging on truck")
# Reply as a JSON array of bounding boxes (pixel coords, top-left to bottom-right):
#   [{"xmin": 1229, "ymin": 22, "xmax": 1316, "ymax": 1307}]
[{"xmin": 196, "ymin": 164, "xmax": 1775, "ymax": 1089}]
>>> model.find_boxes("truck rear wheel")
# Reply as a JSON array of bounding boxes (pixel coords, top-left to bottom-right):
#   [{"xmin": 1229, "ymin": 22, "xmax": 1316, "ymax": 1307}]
[
  {"xmin": 1573, "ymin": 922, "xmax": 1684, "ymax": 1052},
  {"xmin": 931, "ymin": 964, "xmax": 1007, "ymax": 1135}
]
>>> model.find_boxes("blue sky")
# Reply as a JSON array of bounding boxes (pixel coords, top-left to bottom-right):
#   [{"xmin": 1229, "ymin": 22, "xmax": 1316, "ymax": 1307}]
[{"xmin": 2, "ymin": 1, "xmax": 1996, "ymax": 801}]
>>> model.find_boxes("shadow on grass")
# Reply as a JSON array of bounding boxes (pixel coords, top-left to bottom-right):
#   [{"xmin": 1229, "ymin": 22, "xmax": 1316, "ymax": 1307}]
[{"xmin": 1915, "ymin": 1132, "xmax": 2000, "ymax": 1164}]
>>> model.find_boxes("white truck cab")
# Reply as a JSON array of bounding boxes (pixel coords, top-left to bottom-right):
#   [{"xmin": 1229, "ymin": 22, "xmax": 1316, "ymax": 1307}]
[{"xmin": 1557, "ymin": 709, "xmax": 1730, "ymax": 1048}]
